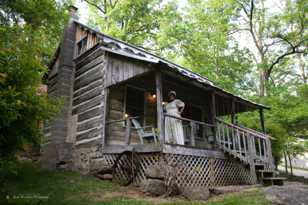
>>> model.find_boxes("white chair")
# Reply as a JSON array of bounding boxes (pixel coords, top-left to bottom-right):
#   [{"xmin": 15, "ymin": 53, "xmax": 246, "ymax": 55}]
[{"xmin": 131, "ymin": 119, "xmax": 158, "ymax": 144}]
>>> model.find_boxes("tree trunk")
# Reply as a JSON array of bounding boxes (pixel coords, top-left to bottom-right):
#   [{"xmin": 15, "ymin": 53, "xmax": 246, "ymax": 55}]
[
  {"xmin": 287, "ymin": 152, "xmax": 293, "ymax": 176},
  {"xmin": 298, "ymin": 53, "xmax": 307, "ymax": 84},
  {"xmin": 259, "ymin": 69, "xmax": 269, "ymax": 97},
  {"xmin": 284, "ymin": 151, "xmax": 288, "ymax": 174}
]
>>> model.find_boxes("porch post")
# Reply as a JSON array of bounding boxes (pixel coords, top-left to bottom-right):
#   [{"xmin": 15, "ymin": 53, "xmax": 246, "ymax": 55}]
[
  {"xmin": 259, "ymin": 108, "xmax": 266, "ymax": 133},
  {"xmin": 231, "ymin": 99, "xmax": 236, "ymax": 124},
  {"xmin": 210, "ymin": 91, "xmax": 217, "ymax": 146},
  {"xmin": 102, "ymin": 87, "xmax": 109, "ymax": 147},
  {"xmin": 155, "ymin": 70, "xmax": 164, "ymax": 144}
]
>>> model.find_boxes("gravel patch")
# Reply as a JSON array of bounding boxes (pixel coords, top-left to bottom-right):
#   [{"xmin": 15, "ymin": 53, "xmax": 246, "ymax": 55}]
[{"xmin": 263, "ymin": 182, "xmax": 308, "ymax": 205}]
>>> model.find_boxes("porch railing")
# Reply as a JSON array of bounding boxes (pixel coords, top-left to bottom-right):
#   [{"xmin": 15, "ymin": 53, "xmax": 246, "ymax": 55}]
[
  {"xmin": 216, "ymin": 118, "xmax": 274, "ymax": 168},
  {"xmin": 106, "ymin": 116, "xmax": 140, "ymax": 145},
  {"xmin": 164, "ymin": 114, "xmax": 215, "ymax": 147}
]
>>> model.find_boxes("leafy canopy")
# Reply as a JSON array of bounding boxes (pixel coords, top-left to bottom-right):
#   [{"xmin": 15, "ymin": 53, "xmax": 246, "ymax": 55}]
[{"xmin": 0, "ymin": 0, "xmax": 68, "ymax": 158}]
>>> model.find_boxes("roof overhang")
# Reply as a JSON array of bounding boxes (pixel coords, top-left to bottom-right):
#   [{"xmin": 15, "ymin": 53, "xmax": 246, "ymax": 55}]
[{"xmin": 70, "ymin": 21, "xmax": 270, "ymax": 111}]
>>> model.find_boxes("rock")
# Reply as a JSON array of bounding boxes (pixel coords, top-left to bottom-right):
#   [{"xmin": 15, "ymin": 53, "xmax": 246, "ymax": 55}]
[
  {"xmin": 145, "ymin": 164, "xmax": 166, "ymax": 179},
  {"xmin": 166, "ymin": 180, "xmax": 181, "ymax": 196},
  {"xmin": 90, "ymin": 158, "xmax": 112, "ymax": 174},
  {"xmin": 181, "ymin": 187, "xmax": 210, "ymax": 201},
  {"xmin": 263, "ymin": 182, "xmax": 308, "ymax": 205},
  {"xmin": 95, "ymin": 173, "xmax": 113, "ymax": 180},
  {"xmin": 141, "ymin": 179, "xmax": 167, "ymax": 196},
  {"xmin": 56, "ymin": 161, "xmax": 70, "ymax": 170},
  {"xmin": 210, "ymin": 185, "xmax": 258, "ymax": 195},
  {"xmin": 102, "ymin": 174, "xmax": 113, "ymax": 180}
]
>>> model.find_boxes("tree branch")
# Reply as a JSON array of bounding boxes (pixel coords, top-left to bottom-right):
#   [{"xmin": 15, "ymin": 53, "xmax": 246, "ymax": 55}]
[
  {"xmin": 268, "ymin": 48, "xmax": 306, "ymax": 77},
  {"xmin": 267, "ymin": 34, "xmax": 308, "ymax": 76},
  {"xmin": 84, "ymin": 0, "xmax": 106, "ymax": 14}
]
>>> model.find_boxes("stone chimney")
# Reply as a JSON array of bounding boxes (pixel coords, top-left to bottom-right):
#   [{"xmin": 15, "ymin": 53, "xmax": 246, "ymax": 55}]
[
  {"xmin": 42, "ymin": 5, "xmax": 78, "ymax": 170},
  {"xmin": 69, "ymin": 5, "xmax": 79, "ymax": 20}
]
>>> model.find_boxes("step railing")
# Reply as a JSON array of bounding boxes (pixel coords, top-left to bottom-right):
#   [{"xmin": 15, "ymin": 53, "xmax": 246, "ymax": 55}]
[{"xmin": 215, "ymin": 118, "xmax": 274, "ymax": 169}]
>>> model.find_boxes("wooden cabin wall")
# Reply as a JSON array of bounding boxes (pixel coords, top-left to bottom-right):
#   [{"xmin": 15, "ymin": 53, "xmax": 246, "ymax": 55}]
[
  {"xmin": 106, "ymin": 85, "xmax": 125, "ymax": 145},
  {"xmin": 71, "ymin": 49, "xmax": 107, "ymax": 146},
  {"xmin": 43, "ymin": 58, "xmax": 60, "ymax": 145},
  {"xmin": 75, "ymin": 24, "xmax": 99, "ymax": 56},
  {"xmin": 105, "ymin": 54, "xmax": 153, "ymax": 87}
]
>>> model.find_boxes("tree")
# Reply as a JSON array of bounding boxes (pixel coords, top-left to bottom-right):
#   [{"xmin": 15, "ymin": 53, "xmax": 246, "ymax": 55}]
[
  {"xmin": 0, "ymin": 0, "xmax": 68, "ymax": 192},
  {"xmin": 85, "ymin": 0, "xmax": 253, "ymax": 93},
  {"xmin": 167, "ymin": 0, "xmax": 254, "ymax": 93},
  {"xmin": 236, "ymin": 0, "xmax": 307, "ymax": 97},
  {"xmin": 85, "ymin": 0, "xmax": 168, "ymax": 46},
  {"xmin": 238, "ymin": 84, "xmax": 308, "ymax": 167}
]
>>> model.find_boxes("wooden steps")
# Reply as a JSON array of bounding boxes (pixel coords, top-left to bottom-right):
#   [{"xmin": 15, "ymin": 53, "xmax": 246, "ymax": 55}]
[
  {"xmin": 256, "ymin": 166, "xmax": 285, "ymax": 186},
  {"xmin": 262, "ymin": 177, "xmax": 286, "ymax": 186}
]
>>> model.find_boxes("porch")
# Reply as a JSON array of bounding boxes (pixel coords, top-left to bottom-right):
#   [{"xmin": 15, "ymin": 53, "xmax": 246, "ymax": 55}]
[{"xmin": 102, "ymin": 65, "xmax": 273, "ymax": 170}]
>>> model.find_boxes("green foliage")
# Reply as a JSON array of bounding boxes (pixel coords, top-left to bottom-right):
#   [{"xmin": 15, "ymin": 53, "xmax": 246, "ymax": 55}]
[
  {"xmin": 239, "ymin": 84, "xmax": 308, "ymax": 165},
  {"xmin": 0, "ymin": 0, "xmax": 69, "ymax": 190},
  {"xmin": 0, "ymin": 26, "xmax": 58, "ymax": 157},
  {"xmin": 87, "ymin": 0, "xmax": 254, "ymax": 93},
  {"xmin": 87, "ymin": 0, "xmax": 168, "ymax": 46}
]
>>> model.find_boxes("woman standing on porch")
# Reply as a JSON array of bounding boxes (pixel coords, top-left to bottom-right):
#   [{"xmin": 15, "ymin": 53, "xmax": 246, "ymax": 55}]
[{"xmin": 164, "ymin": 91, "xmax": 185, "ymax": 145}]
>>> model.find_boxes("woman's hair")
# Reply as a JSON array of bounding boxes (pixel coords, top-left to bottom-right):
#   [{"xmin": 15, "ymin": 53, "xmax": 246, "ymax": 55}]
[{"xmin": 168, "ymin": 91, "xmax": 176, "ymax": 97}]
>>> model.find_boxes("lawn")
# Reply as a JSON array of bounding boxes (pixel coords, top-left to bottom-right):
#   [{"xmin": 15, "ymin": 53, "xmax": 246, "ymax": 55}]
[{"xmin": 1, "ymin": 162, "xmax": 272, "ymax": 205}]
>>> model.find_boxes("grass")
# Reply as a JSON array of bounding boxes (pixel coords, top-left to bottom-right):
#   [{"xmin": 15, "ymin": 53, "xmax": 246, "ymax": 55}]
[{"xmin": 1, "ymin": 162, "xmax": 272, "ymax": 205}]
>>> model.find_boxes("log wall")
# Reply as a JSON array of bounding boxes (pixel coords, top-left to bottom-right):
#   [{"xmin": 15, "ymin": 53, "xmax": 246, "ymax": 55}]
[{"xmin": 72, "ymin": 49, "xmax": 107, "ymax": 147}]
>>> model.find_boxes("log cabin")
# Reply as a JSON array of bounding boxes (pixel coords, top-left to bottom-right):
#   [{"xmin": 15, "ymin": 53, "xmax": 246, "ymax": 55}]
[{"xmin": 42, "ymin": 6, "xmax": 281, "ymax": 187}]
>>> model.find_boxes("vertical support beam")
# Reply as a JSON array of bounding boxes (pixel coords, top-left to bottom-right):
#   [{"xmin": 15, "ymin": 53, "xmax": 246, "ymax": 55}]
[
  {"xmin": 209, "ymin": 158, "xmax": 214, "ymax": 187},
  {"xmin": 230, "ymin": 99, "xmax": 236, "ymax": 151},
  {"xmin": 155, "ymin": 70, "xmax": 164, "ymax": 144},
  {"xmin": 190, "ymin": 122, "xmax": 196, "ymax": 146},
  {"xmin": 124, "ymin": 118, "xmax": 131, "ymax": 145},
  {"xmin": 102, "ymin": 87, "xmax": 109, "ymax": 147},
  {"xmin": 237, "ymin": 129, "xmax": 242, "ymax": 157},
  {"xmin": 243, "ymin": 133, "xmax": 247, "ymax": 156},
  {"xmin": 259, "ymin": 108, "xmax": 266, "ymax": 133},
  {"xmin": 263, "ymin": 138, "xmax": 267, "ymax": 161},
  {"xmin": 217, "ymin": 122, "xmax": 221, "ymax": 147},
  {"xmin": 265, "ymin": 138, "xmax": 274, "ymax": 170},
  {"xmin": 226, "ymin": 125, "xmax": 231, "ymax": 150},
  {"xmin": 231, "ymin": 126, "xmax": 235, "ymax": 150},
  {"xmin": 247, "ymin": 134, "xmax": 257, "ymax": 184},
  {"xmin": 210, "ymin": 91, "xmax": 217, "ymax": 146},
  {"xmin": 231, "ymin": 99, "xmax": 236, "ymax": 124},
  {"xmin": 258, "ymin": 138, "xmax": 262, "ymax": 159},
  {"xmin": 222, "ymin": 124, "xmax": 225, "ymax": 148}
]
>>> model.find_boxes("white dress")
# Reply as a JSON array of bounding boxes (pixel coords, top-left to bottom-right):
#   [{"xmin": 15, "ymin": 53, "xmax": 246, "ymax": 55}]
[{"xmin": 165, "ymin": 99, "xmax": 185, "ymax": 145}]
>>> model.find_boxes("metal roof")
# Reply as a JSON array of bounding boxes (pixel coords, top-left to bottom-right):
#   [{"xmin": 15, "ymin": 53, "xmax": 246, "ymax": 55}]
[{"xmin": 73, "ymin": 20, "xmax": 269, "ymax": 110}]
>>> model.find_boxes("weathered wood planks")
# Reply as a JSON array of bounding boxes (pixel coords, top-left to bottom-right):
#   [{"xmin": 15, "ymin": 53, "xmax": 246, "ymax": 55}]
[{"xmin": 72, "ymin": 49, "xmax": 107, "ymax": 146}]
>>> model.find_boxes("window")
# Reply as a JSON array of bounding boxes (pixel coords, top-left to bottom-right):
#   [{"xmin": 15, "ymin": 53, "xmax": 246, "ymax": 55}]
[
  {"xmin": 77, "ymin": 36, "xmax": 88, "ymax": 55},
  {"xmin": 125, "ymin": 86, "xmax": 145, "ymax": 124}
]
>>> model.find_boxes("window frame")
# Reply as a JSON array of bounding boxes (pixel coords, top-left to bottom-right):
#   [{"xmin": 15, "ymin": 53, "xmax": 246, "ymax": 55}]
[{"xmin": 76, "ymin": 35, "xmax": 88, "ymax": 56}]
